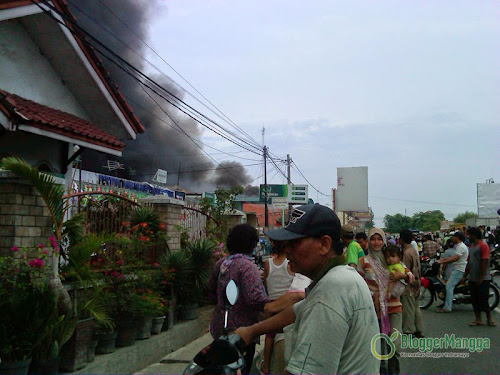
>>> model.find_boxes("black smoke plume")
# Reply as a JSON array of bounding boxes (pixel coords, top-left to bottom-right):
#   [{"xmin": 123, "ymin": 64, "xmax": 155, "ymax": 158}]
[{"xmin": 68, "ymin": 0, "xmax": 257, "ymax": 192}]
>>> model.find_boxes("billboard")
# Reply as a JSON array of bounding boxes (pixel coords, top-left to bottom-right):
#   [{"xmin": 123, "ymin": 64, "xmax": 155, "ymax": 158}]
[
  {"xmin": 477, "ymin": 183, "xmax": 500, "ymax": 218},
  {"xmin": 336, "ymin": 167, "xmax": 368, "ymax": 212}
]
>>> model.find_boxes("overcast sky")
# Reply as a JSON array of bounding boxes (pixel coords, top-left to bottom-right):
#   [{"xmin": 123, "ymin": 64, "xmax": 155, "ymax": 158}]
[{"xmin": 146, "ymin": 0, "xmax": 499, "ymax": 226}]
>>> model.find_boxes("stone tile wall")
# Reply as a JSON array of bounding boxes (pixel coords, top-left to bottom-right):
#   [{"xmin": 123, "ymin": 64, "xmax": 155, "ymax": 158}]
[
  {"xmin": 140, "ymin": 195, "xmax": 185, "ymax": 252},
  {"xmin": 0, "ymin": 173, "xmax": 53, "ymax": 255}
]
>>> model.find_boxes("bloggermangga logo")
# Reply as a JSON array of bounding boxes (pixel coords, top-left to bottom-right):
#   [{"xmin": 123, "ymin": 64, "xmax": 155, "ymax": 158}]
[
  {"xmin": 371, "ymin": 331, "xmax": 491, "ymax": 360},
  {"xmin": 371, "ymin": 332, "xmax": 397, "ymax": 360}
]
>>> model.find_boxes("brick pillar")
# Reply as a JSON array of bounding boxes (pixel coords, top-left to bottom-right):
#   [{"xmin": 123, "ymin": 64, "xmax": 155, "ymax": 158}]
[
  {"xmin": 140, "ymin": 196, "xmax": 185, "ymax": 252},
  {"xmin": 0, "ymin": 172, "xmax": 54, "ymax": 256}
]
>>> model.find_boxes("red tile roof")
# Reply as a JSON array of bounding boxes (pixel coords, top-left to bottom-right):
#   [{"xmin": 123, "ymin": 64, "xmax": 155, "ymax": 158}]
[
  {"xmin": 0, "ymin": 90, "xmax": 125, "ymax": 151},
  {"xmin": 0, "ymin": 0, "xmax": 145, "ymax": 135}
]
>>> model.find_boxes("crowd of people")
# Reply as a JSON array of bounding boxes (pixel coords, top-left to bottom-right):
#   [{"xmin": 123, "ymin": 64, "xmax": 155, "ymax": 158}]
[{"xmin": 206, "ymin": 204, "xmax": 497, "ymax": 375}]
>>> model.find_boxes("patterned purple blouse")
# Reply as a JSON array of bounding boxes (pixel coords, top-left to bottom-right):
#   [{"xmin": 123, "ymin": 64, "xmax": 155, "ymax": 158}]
[{"xmin": 208, "ymin": 254, "xmax": 269, "ymax": 340}]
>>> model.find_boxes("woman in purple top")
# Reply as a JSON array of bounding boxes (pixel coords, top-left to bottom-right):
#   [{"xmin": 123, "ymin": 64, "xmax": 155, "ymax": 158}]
[{"xmin": 208, "ymin": 224, "xmax": 303, "ymax": 374}]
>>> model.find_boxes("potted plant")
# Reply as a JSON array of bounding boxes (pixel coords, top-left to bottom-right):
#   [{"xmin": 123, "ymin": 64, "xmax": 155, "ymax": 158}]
[
  {"xmin": 58, "ymin": 234, "xmax": 120, "ymax": 370},
  {"xmin": 177, "ymin": 239, "xmax": 217, "ymax": 320},
  {"xmin": 131, "ymin": 289, "xmax": 167, "ymax": 339},
  {"xmin": 0, "ymin": 246, "xmax": 69, "ymax": 375}
]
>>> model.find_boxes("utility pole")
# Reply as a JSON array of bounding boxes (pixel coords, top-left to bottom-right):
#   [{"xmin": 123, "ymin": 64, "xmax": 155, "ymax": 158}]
[
  {"xmin": 264, "ymin": 145, "xmax": 269, "ymax": 228},
  {"xmin": 262, "ymin": 126, "xmax": 269, "ymax": 228},
  {"xmin": 286, "ymin": 154, "xmax": 292, "ymax": 221}
]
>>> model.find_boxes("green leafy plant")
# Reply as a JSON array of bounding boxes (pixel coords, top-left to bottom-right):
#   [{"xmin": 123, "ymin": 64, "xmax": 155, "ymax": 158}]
[
  {"xmin": 129, "ymin": 289, "xmax": 167, "ymax": 317},
  {"xmin": 200, "ymin": 186, "xmax": 244, "ymax": 242},
  {"xmin": 0, "ymin": 247, "xmax": 74, "ymax": 362}
]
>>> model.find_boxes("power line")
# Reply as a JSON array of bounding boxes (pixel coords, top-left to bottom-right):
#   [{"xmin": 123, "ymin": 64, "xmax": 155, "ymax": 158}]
[
  {"xmin": 91, "ymin": 0, "xmax": 261, "ymax": 149},
  {"xmin": 33, "ymin": 0, "xmax": 263, "ymax": 155},
  {"xmin": 291, "ymin": 161, "xmax": 331, "ymax": 197},
  {"xmin": 121, "ymin": 93, "xmax": 261, "ymax": 161},
  {"xmin": 66, "ymin": 0, "xmax": 261, "ymax": 150},
  {"xmin": 169, "ymin": 162, "xmax": 263, "ymax": 175}
]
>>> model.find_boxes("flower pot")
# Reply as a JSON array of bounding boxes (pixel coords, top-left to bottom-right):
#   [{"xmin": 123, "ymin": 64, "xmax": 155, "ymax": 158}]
[
  {"xmin": 151, "ymin": 316, "xmax": 166, "ymax": 335},
  {"xmin": 135, "ymin": 316, "xmax": 153, "ymax": 340},
  {"xmin": 59, "ymin": 318, "xmax": 94, "ymax": 372},
  {"xmin": 115, "ymin": 317, "xmax": 137, "ymax": 347},
  {"xmin": 162, "ymin": 297, "xmax": 176, "ymax": 331},
  {"xmin": 86, "ymin": 336, "xmax": 99, "ymax": 363},
  {"xmin": 95, "ymin": 331, "xmax": 117, "ymax": 354},
  {"xmin": 178, "ymin": 302, "xmax": 198, "ymax": 320},
  {"xmin": 29, "ymin": 357, "xmax": 59, "ymax": 375},
  {"xmin": 0, "ymin": 358, "xmax": 32, "ymax": 375}
]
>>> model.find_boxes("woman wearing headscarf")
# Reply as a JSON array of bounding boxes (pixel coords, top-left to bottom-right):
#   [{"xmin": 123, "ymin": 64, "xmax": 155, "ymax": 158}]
[{"xmin": 358, "ymin": 228, "xmax": 411, "ymax": 375}]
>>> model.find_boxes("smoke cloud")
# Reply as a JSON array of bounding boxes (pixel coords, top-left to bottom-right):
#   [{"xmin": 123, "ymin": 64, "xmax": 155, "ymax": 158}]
[{"xmin": 68, "ymin": 0, "xmax": 257, "ymax": 192}]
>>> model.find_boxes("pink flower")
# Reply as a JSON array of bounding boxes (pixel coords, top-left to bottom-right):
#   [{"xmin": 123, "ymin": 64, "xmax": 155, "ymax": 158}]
[
  {"xmin": 10, "ymin": 246, "xmax": 19, "ymax": 252},
  {"xmin": 42, "ymin": 250, "xmax": 49, "ymax": 255},
  {"xmin": 153, "ymin": 262, "xmax": 159, "ymax": 268},
  {"xmin": 29, "ymin": 258, "xmax": 44, "ymax": 268},
  {"xmin": 37, "ymin": 243, "xmax": 44, "ymax": 249},
  {"xmin": 116, "ymin": 260, "xmax": 123, "ymax": 266},
  {"xmin": 110, "ymin": 270, "xmax": 118, "ymax": 277}
]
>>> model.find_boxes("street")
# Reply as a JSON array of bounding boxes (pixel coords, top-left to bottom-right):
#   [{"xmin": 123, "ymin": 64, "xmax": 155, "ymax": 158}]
[
  {"xmin": 399, "ymin": 273, "xmax": 500, "ymax": 374},
  {"xmin": 137, "ymin": 276, "xmax": 500, "ymax": 375}
]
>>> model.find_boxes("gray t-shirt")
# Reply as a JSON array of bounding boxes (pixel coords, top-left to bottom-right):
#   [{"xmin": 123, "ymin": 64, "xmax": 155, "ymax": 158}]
[
  {"xmin": 468, "ymin": 241, "xmax": 491, "ymax": 282},
  {"xmin": 453, "ymin": 242, "xmax": 469, "ymax": 272},
  {"xmin": 284, "ymin": 265, "xmax": 380, "ymax": 375}
]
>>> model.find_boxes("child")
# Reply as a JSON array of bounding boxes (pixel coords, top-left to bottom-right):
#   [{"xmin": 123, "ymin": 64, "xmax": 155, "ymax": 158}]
[
  {"xmin": 383, "ymin": 244, "xmax": 413, "ymax": 298},
  {"xmin": 260, "ymin": 242, "xmax": 310, "ymax": 374}
]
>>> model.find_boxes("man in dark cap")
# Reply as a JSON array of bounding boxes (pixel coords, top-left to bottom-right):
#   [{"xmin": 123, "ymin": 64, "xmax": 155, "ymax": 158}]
[
  {"xmin": 235, "ymin": 203, "xmax": 379, "ymax": 375},
  {"xmin": 436, "ymin": 231, "xmax": 469, "ymax": 313}
]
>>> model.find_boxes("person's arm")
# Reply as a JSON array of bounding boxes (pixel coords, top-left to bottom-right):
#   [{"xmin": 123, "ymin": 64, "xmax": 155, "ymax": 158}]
[
  {"xmin": 234, "ymin": 304, "xmax": 296, "ymax": 345},
  {"xmin": 345, "ymin": 243, "xmax": 357, "ymax": 267},
  {"xmin": 264, "ymin": 291, "xmax": 305, "ymax": 316},
  {"xmin": 206, "ymin": 260, "xmax": 222, "ymax": 303},
  {"xmin": 263, "ymin": 258, "xmax": 270, "ymax": 288},
  {"xmin": 437, "ymin": 254, "xmax": 459, "ymax": 265},
  {"xmin": 475, "ymin": 244, "xmax": 490, "ymax": 285}
]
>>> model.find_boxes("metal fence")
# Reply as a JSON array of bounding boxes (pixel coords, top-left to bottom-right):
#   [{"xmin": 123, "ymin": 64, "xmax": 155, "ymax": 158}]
[{"xmin": 181, "ymin": 200, "xmax": 208, "ymax": 243}]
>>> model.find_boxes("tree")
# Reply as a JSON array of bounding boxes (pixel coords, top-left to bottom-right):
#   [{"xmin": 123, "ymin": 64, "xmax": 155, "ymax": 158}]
[
  {"xmin": 200, "ymin": 186, "xmax": 244, "ymax": 242},
  {"xmin": 453, "ymin": 211, "xmax": 477, "ymax": 224},
  {"xmin": 364, "ymin": 207, "xmax": 375, "ymax": 230},
  {"xmin": 383, "ymin": 213, "xmax": 413, "ymax": 233},
  {"xmin": 412, "ymin": 210, "xmax": 445, "ymax": 232}
]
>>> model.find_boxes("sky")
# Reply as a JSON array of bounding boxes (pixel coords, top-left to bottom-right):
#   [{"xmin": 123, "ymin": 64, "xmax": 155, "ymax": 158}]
[{"xmin": 144, "ymin": 0, "xmax": 499, "ymax": 226}]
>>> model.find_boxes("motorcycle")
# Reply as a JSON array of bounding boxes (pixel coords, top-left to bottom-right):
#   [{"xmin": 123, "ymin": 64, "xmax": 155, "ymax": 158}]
[
  {"xmin": 419, "ymin": 259, "xmax": 500, "ymax": 310},
  {"xmin": 490, "ymin": 244, "xmax": 500, "ymax": 271},
  {"xmin": 184, "ymin": 280, "xmax": 246, "ymax": 375}
]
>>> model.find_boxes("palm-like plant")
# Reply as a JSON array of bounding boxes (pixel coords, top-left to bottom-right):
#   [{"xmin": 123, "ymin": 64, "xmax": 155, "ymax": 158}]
[
  {"xmin": 0, "ymin": 157, "xmax": 82, "ymax": 312},
  {"xmin": 184, "ymin": 239, "xmax": 217, "ymax": 302}
]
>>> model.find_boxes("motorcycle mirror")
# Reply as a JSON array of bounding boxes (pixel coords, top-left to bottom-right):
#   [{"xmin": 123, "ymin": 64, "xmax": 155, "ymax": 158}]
[{"xmin": 226, "ymin": 280, "xmax": 239, "ymax": 306}]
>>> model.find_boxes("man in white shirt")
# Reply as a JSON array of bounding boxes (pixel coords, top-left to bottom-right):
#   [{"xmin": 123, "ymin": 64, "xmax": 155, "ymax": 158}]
[{"xmin": 435, "ymin": 231, "xmax": 469, "ymax": 313}]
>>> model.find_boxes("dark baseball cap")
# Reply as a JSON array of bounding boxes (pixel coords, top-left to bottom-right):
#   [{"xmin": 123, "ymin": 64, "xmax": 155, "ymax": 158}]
[
  {"xmin": 452, "ymin": 231, "xmax": 465, "ymax": 241},
  {"xmin": 265, "ymin": 203, "xmax": 341, "ymax": 241}
]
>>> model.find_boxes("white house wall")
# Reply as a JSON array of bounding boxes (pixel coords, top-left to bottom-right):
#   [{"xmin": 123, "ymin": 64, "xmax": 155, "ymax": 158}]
[{"xmin": 0, "ymin": 18, "xmax": 90, "ymax": 121}]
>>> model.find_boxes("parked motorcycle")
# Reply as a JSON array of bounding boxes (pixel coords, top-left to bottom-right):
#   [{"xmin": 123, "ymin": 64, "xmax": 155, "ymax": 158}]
[
  {"xmin": 184, "ymin": 280, "xmax": 246, "ymax": 375},
  {"xmin": 490, "ymin": 244, "xmax": 500, "ymax": 271},
  {"xmin": 419, "ymin": 259, "xmax": 500, "ymax": 310}
]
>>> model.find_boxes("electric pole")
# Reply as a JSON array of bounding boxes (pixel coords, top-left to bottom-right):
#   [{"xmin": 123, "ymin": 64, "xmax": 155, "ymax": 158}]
[
  {"xmin": 287, "ymin": 154, "xmax": 292, "ymax": 220},
  {"xmin": 262, "ymin": 126, "xmax": 269, "ymax": 228},
  {"xmin": 264, "ymin": 145, "xmax": 269, "ymax": 228}
]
